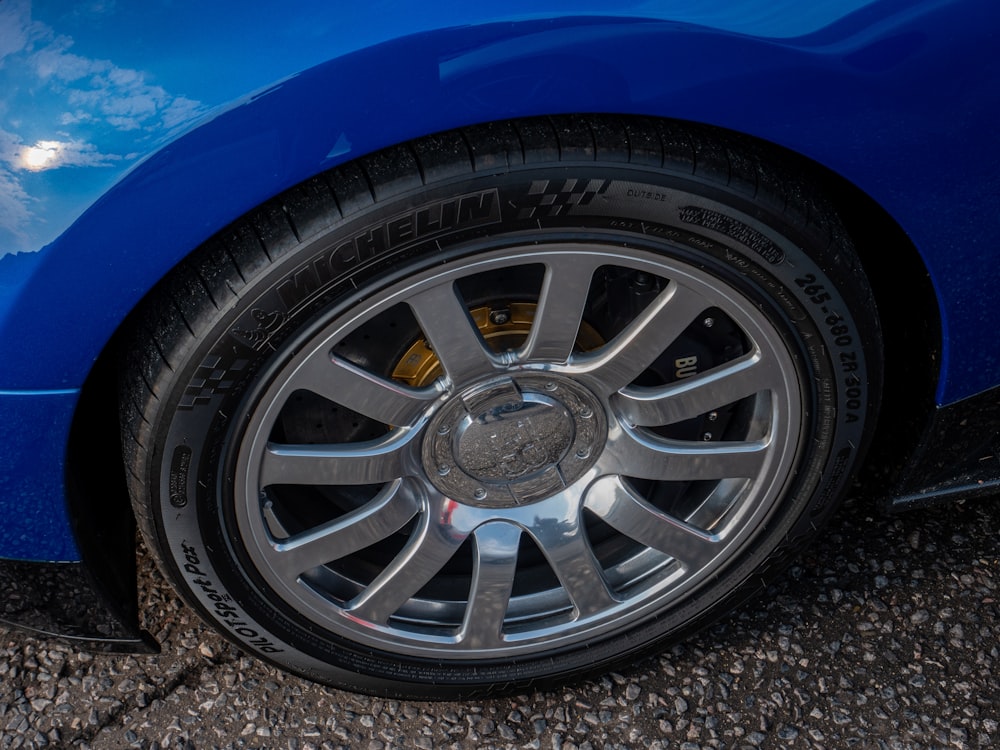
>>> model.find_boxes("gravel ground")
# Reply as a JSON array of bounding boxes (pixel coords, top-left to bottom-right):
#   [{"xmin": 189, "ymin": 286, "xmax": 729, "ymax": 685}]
[{"xmin": 2, "ymin": 495, "xmax": 999, "ymax": 749}]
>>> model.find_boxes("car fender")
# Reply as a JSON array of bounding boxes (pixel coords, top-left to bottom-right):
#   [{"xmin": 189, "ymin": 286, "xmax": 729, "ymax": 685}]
[{"xmin": 3, "ymin": 1, "xmax": 998, "ymax": 404}]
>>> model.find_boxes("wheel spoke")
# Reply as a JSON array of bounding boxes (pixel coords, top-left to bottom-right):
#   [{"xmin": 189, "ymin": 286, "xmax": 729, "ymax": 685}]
[
  {"xmin": 407, "ymin": 281, "xmax": 499, "ymax": 384},
  {"xmin": 573, "ymin": 281, "xmax": 708, "ymax": 396},
  {"xmin": 585, "ymin": 476, "xmax": 720, "ymax": 570},
  {"xmin": 260, "ymin": 428, "xmax": 418, "ymax": 486},
  {"xmin": 262, "ymin": 481, "xmax": 420, "ymax": 585},
  {"xmin": 529, "ymin": 498, "xmax": 617, "ymax": 618},
  {"xmin": 519, "ymin": 254, "xmax": 603, "ymax": 364},
  {"xmin": 458, "ymin": 522, "xmax": 522, "ymax": 648},
  {"xmin": 347, "ymin": 497, "xmax": 469, "ymax": 624},
  {"xmin": 615, "ymin": 350, "xmax": 779, "ymax": 427},
  {"xmin": 287, "ymin": 350, "xmax": 438, "ymax": 426},
  {"xmin": 604, "ymin": 426, "xmax": 768, "ymax": 481}
]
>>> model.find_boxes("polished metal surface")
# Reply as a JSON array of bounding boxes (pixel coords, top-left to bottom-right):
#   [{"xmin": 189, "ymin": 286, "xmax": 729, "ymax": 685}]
[
  {"xmin": 424, "ymin": 373, "xmax": 607, "ymax": 507},
  {"xmin": 233, "ymin": 244, "xmax": 802, "ymax": 659}
]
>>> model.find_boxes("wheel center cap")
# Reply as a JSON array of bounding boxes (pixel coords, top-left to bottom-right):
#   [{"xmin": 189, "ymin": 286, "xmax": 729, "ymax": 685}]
[
  {"xmin": 424, "ymin": 374, "xmax": 606, "ymax": 507},
  {"xmin": 455, "ymin": 393, "xmax": 573, "ymax": 483}
]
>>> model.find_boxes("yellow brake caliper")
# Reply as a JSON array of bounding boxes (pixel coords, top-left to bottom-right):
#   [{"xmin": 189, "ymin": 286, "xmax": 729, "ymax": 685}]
[{"xmin": 392, "ymin": 303, "xmax": 603, "ymax": 387}]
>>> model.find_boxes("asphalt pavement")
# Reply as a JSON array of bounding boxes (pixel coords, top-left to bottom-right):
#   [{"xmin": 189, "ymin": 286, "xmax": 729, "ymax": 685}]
[{"xmin": 2, "ymin": 495, "xmax": 999, "ymax": 749}]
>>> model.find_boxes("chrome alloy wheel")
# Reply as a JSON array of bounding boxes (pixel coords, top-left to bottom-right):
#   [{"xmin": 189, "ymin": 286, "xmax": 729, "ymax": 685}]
[{"xmin": 232, "ymin": 243, "xmax": 803, "ymax": 660}]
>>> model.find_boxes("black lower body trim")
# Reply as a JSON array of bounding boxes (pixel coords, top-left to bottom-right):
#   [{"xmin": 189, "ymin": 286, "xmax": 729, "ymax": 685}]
[
  {"xmin": 0, "ymin": 559, "xmax": 157, "ymax": 653},
  {"xmin": 886, "ymin": 384, "xmax": 1000, "ymax": 511}
]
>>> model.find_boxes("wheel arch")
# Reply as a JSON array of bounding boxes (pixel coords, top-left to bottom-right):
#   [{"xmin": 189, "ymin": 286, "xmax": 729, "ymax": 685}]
[{"xmin": 2, "ymin": 8, "xmax": 958, "ymax": 393}]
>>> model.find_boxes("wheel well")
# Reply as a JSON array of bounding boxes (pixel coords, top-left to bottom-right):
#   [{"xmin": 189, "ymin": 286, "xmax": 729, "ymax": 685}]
[
  {"xmin": 803, "ymin": 162, "xmax": 941, "ymax": 501},
  {"xmin": 65, "ymin": 322, "xmax": 142, "ymax": 633},
  {"xmin": 64, "ymin": 115, "xmax": 941, "ymax": 594}
]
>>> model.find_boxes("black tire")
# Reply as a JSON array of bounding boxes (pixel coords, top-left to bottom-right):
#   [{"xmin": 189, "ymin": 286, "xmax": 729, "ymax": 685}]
[{"xmin": 121, "ymin": 116, "xmax": 881, "ymax": 699}]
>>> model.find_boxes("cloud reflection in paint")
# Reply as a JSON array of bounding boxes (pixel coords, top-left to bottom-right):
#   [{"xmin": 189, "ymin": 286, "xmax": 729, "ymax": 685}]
[
  {"xmin": 0, "ymin": 0, "xmax": 206, "ymax": 256},
  {"xmin": 17, "ymin": 139, "xmax": 121, "ymax": 172}
]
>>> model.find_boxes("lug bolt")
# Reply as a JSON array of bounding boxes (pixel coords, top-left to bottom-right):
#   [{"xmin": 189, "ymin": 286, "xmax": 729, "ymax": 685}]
[
  {"xmin": 437, "ymin": 464, "xmax": 451, "ymax": 476},
  {"xmin": 703, "ymin": 317, "xmax": 715, "ymax": 328},
  {"xmin": 437, "ymin": 424, "xmax": 451, "ymax": 435},
  {"xmin": 489, "ymin": 308, "xmax": 511, "ymax": 325},
  {"xmin": 473, "ymin": 488, "xmax": 487, "ymax": 500},
  {"xmin": 580, "ymin": 407, "xmax": 593, "ymax": 419},
  {"xmin": 545, "ymin": 382, "xmax": 558, "ymax": 391},
  {"xmin": 708, "ymin": 411, "xmax": 718, "ymax": 422},
  {"xmin": 702, "ymin": 432, "xmax": 713, "ymax": 441},
  {"xmin": 576, "ymin": 447, "xmax": 591, "ymax": 459}
]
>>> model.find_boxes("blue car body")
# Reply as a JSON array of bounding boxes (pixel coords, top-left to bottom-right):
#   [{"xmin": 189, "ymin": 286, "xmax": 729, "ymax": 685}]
[{"xmin": 0, "ymin": 0, "xmax": 997, "ymax": 649}]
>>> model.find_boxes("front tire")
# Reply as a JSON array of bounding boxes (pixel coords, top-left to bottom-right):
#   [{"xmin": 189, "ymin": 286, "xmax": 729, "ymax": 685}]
[{"xmin": 121, "ymin": 116, "xmax": 880, "ymax": 698}]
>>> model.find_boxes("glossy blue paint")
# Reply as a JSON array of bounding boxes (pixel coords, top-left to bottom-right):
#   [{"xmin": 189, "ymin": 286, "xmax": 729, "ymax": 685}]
[
  {"xmin": 0, "ymin": 1, "xmax": 997, "ymax": 401},
  {"xmin": 0, "ymin": 0, "xmax": 998, "ymax": 562},
  {"xmin": 0, "ymin": 391, "xmax": 80, "ymax": 561},
  {"xmin": 0, "ymin": 0, "xmax": 875, "ymax": 257}
]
